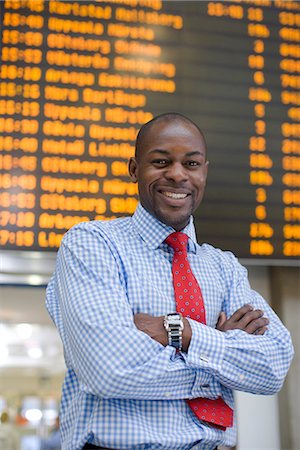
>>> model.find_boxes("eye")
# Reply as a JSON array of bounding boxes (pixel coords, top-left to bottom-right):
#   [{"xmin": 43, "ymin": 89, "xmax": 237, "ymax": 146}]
[
  {"xmin": 185, "ymin": 160, "xmax": 201, "ymax": 167},
  {"xmin": 152, "ymin": 159, "xmax": 169, "ymax": 166}
]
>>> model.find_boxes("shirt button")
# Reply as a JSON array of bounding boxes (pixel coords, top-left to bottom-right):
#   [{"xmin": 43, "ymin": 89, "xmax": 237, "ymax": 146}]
[
  {"xmin": 200, "ymin": 354, "xmax": 209, "ymax": 362},
  {"xmin": 164, "ymin": 392, "xmax": 172, "ymax": 397}
]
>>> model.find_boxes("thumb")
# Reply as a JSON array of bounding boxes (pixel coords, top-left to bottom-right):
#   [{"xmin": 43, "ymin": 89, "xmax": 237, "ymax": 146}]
[{"xmin": 216, "ymin": 311, "xmax": 227, "ymax": 330}]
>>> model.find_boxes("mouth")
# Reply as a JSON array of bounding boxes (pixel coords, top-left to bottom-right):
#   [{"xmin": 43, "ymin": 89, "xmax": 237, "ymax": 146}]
[
  {"xmin": 158, "ymin": 190, "xmax": 191, "ymax": 203},
  {"xmin": 161, "ymin": 191, "xmax": 188, "ymax": 199}
]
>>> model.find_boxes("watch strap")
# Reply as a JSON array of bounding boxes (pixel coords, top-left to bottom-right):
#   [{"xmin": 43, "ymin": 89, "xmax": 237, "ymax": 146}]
[{"xmin": 164, "ymin": 313, "xmax": 184, "ymax": 351}]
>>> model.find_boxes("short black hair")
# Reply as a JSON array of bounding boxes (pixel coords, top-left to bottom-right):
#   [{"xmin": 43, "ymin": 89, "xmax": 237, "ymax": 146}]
[{"xmin": 135, "ymin": 112, "xmax": 206, "ymax": 160}]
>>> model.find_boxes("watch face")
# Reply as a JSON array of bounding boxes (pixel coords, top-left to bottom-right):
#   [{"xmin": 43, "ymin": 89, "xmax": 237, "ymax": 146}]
[
  {"xmin": 165, "ymin": 313, "xmax": 184, "ymax": 329},
  {"xmin": 169, "ymin": 317, "xmax": 180, "ymax": 325}
]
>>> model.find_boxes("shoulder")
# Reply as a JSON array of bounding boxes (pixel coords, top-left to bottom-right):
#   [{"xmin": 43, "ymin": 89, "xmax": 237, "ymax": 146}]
[
  {"xmin": 56, "ymin": 217, "xmax": 133, "ymax": 267},
  {"xmin": 200, "ymin": 242, "xmax": 238, "ymax": 264},
  {"xmin": 52, "ymin": 218, "xmax": 134, "ymax": 280},
  {"xmin": 62, "ymin": 216, "xmax": 131, "ymax": 248},
  {"xmin": 200, "ymin": 242, "xmax": 247, "ymax": 280}
]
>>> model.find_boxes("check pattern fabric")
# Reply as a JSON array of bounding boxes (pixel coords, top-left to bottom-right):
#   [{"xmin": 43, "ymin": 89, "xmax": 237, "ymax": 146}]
[
  {"xmin": 46, "ymin": 203, "xmax": 293, "ymax": 450},
  {"xmin": 165, "ymin": 232, "xmax": 233, "ymax": 430}
]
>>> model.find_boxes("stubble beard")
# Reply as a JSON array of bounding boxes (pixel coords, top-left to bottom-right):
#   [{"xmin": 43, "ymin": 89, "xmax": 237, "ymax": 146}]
[{"xmin": 154, "ymin": 203, "xmax": 193, "ymax": 231}]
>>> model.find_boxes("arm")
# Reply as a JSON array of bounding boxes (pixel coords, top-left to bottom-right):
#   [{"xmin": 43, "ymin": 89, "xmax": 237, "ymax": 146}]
[
  {"xmin": 134, "ymin": 304, "xmax": 269, "ymax": 352},
  {"xmin": 134, "ymin": 258, "xmax": 293, "ymax": 396},
  {"xmin": 186, "ymin": 254, "xmax": 294, "ymax": 395},
  {"xmin": 49, "ymin": 224, "xmax": 216, "ymax": 401}
]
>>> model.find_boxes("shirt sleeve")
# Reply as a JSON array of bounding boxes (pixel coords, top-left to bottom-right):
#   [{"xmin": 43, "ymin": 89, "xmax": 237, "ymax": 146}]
[
  {"xmin": 48, "ymin": 223, "xmax": 216, "ymax": 401},
  {"xmin": 186, "ymin": 252, "xmax": 294, "ymax": 395}
]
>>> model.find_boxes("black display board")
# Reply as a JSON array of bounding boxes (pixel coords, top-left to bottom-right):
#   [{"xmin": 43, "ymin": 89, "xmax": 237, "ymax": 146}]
[{"xmin": 0, "ymin": 0, "xmax": 299, "ymax": 262}]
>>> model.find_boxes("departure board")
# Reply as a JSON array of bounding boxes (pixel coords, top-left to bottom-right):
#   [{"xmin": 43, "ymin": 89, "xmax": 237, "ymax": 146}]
[{"xmin": 0, "ymin": 0, "xmax": 299, "ymax": 263}]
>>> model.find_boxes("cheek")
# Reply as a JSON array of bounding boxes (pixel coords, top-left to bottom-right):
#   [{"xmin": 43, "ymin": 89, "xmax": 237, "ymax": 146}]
[
  {"xmin": 193, "ymin": 174, "xmax": 206, "ymax": 189},
  {"xmin": 137, "ymin": 174, "xmax": 155, "ymax": 201},
  {"xmin": 139, "ymin": 170, "xmax": 159, "ymax": 189}
]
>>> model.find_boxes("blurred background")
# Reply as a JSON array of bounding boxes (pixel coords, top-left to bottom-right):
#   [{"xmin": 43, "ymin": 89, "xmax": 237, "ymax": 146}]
[{"xmin": 0, "ymin": 1, "xmax": 299, "ymax": 449}]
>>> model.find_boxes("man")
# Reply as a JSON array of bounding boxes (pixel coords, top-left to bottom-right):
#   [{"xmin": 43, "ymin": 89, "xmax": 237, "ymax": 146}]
[{"xmin": 46, "ymin": 113, "xmax": 293, "ymax": 450}]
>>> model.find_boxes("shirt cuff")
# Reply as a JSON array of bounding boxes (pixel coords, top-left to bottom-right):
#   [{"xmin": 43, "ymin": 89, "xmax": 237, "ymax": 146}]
[{"xmin": 186, "ymin": 319, "xmax": 226, "ymax": 372}]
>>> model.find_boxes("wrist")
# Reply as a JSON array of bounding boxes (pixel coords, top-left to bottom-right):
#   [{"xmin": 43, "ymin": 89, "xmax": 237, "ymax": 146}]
[
  {"xmin": 164, "ymin": 313, "xmax": 184, "ymax": 352},
  {"xmin": 182, "ymin": 317, "xmax": 192, "ymax": 352}
]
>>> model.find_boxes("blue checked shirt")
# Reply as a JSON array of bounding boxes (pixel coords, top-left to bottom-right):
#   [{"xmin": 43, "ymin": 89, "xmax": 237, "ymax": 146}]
[{"xmin": 46, "ymin": 203, "xmax": 293, "ymax": 450}]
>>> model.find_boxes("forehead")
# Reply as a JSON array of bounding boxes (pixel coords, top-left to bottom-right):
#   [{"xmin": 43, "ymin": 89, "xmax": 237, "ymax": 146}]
[{"xmin": 139, "ymin": 119, "xmax": 206, "ymax": 154}]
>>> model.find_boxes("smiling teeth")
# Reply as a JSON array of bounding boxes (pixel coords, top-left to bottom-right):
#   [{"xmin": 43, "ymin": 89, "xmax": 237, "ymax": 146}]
[{"xmin": 163, "ymin": 192, "xmax": 187, "ymax": 199}]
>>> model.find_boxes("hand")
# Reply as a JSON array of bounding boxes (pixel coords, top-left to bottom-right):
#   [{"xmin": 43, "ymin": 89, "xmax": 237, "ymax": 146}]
[{"xmin": 216, "ymin": 304, "xmax": 269, "ymax": 335}]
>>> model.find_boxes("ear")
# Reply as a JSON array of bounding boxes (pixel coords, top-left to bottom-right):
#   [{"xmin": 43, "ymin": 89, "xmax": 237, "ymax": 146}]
[
  {"xmin": 128, "ymin": 157, "xmax": 138, "ymax": 183},
  {"xmin": 204, "ymin": 160, "xmax": 209, "ymax": 180}
]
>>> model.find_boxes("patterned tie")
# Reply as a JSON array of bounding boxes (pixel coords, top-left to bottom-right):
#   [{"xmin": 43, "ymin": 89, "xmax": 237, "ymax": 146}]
[{"xmin": 165, "ymin": 231, "xmax": 233, "ymax": 430}]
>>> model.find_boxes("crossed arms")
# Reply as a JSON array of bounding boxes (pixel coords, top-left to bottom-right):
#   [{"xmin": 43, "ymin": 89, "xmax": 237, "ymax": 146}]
[
  {"xmin": 48, "ymin": 225, "xmax": 294, "ymax": 401},
  {"xmin": 134, "ymin": 304, "xmax": 270, "ymax": 353}
]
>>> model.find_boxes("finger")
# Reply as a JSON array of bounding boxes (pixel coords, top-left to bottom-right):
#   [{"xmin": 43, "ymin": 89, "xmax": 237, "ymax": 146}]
[
  {"xmin": 255, "ymin": 326, "xmax": 268, "ymax": 335},
  {"xmin": 227, "ymin": 304, "xmax": 254, "ymax": 323},
  {"xmin": 239, "ymin": 309, "xmax": 265, "ymax": 329},
  {"xmin": 244, "ymin": 317, "xmax": 269, "ymax": 334},
  {"xmin": 216, "ymin": 311, "xmax": 227, "ymax": 330}
]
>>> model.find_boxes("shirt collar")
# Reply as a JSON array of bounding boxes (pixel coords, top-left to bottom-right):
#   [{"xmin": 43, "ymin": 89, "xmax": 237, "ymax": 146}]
[{"xmin": 132, "ymin": 203, "xmax": 198, "ymax": 253}]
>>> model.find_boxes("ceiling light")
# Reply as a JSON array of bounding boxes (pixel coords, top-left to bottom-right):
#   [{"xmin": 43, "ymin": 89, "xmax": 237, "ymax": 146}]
[
  {"xmin": 27, "ymin": 347, "xmax": 43, "ymax": 359},
  {"xmin": 24, "ymin": 408, "xmax": 43, "ymax": 422},
  {"xmin": 16, "ymin": 323, "xmax": 33, "ymax": 340},
  {"xmin": 27, "ymin": 274, "xmax": 43, "ymax": 285}
]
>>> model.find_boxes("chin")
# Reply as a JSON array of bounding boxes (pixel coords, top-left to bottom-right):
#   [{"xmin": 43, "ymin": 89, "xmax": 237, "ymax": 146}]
[{"xmin": 156, "ymin": 209, "xmax": 191, "ymax": 230}]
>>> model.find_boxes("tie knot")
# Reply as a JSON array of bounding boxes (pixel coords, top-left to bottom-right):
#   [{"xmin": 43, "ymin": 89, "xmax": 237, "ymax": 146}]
[{"xmin": 165, "ymin": 232, "xmax": 188, "ymax": 252}]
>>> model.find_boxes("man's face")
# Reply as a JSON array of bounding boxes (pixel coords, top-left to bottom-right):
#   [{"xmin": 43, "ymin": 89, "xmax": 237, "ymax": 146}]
[{"xmin": 129, "ymin": 119, "xmax": 208, "ymax": 230}]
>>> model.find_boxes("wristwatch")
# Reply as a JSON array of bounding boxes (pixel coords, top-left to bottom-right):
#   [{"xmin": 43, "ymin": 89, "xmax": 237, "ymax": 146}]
[{"xmin": 164, "ymin": 313, "xmax": 184, "ymax": 352}]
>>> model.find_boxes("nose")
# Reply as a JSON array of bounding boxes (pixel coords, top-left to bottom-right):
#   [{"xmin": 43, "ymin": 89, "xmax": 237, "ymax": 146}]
[{"xmin": 164, "ymin": 162, "xmax": 188, "ymax": 183}]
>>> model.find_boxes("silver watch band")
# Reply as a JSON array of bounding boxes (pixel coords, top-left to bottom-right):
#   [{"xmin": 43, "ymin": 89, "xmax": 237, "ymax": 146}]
[{"xmin": 164, "ymin": 313, "xmax": 184, "ymax": 351}]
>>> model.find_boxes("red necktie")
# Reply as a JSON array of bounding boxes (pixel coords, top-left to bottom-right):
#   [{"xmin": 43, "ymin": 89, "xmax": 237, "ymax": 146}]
[{"xmin": 165, "ymin": 232, "xmax": 233, "ymax": 430}]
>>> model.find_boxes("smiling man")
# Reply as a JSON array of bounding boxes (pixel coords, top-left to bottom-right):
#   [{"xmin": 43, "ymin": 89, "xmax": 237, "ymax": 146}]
[{"xmin": 46, "ymin": 113, "xmax": 293, "ymax": 450}]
